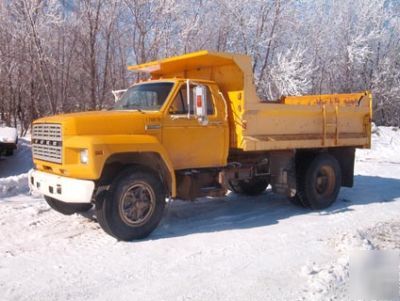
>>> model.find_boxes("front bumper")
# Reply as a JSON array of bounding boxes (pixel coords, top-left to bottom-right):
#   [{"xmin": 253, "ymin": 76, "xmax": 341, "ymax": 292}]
[{"xmin": 28, "ymin": 169, "xmax": 95, "ymax": 203}]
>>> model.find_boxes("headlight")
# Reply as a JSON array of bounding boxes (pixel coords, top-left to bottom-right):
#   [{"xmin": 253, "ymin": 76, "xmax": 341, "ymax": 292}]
[{"xmin": 80, "ymin": 149, "xmax": 89, "ymax": 164}]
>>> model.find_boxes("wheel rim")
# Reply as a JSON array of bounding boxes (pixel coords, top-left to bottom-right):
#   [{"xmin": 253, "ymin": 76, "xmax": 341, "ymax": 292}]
[
  {"xmin": 119, "ymin": 182, "xmax": 156, "ymax": 226},
  {"xmin": 314, "ymin": 165, "xmax": 335, "ymax": 197}
]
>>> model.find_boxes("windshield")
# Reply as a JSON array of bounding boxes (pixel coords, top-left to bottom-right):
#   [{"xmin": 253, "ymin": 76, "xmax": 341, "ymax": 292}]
[{"xmin": 113, "ymin": 82, "xmax": 174, "ymax": 111}]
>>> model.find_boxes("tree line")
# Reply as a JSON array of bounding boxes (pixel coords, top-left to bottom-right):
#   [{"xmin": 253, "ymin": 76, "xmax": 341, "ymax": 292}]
[{"xmin": 0, "ymin": 0, "xmax": 399, "ymax": 134}]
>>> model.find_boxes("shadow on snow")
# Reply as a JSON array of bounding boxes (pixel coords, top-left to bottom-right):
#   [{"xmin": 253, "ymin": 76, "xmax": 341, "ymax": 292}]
[
  {"xmin": 0, "ymin": 138, "xmax": 33, "ymax": 178},
  {"xmin": 145, "ymin": 175, "xmax": 400, "ymax": 240}
]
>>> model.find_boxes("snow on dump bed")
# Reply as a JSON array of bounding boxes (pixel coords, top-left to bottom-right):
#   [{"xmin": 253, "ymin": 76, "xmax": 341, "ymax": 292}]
[{"xmin": 0, "ymin": 127, "xmax": 399, "ymax": 301}]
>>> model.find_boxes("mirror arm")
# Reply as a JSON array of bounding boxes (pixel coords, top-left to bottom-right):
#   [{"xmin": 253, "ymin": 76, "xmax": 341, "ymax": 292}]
[{"xmin": 186, "ymin": 79, "xmax": 190, "ymax": 119}]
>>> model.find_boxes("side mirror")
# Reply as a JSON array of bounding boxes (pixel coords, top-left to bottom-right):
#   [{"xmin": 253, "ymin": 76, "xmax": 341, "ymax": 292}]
[{"xmin": 193, "ymin": 85, "xmax": 208, "ymax": 125}]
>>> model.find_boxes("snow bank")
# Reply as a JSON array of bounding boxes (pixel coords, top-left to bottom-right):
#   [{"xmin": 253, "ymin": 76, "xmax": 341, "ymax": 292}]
[
  {"xmin": 0, "ymin": 137, "xmax": 32, "ymax": 198},
  {"xmin": 0, "ymin": 173, "xmax": 29, "ymax": 199},
  {"xmin": 301, "ymin": 220, "xmax": 400, "ymax": 300},
  {"xmin": 357, "ymin": 125, "xmax": 400, "ymax": 163},
  {"xmin": 363, "ymin": 221, "xmax": 400, "ymax": 250}
]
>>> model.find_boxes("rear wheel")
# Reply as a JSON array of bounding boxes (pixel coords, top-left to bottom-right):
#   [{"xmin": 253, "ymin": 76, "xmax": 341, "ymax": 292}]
[
  {"xmin": 228, "ymin": 177, "xmax": 269, "ymax": 196},
  {"xmin": 96, "ymin": 168, "xmax": 165, "ymax": 241},
  {"xmin": 45, "ymin": 196, "xmax": 92, "ymax": 215},
  {"xmin": 294, "ymin": 153, "xmax": 341, "ymax": 209}
]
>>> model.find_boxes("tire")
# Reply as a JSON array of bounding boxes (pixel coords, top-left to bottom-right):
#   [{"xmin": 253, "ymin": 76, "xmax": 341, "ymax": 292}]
[
  {"xmin": 290, "ymin": 154, "xmax": 312, "ymax": 208},
  {"xmin": 228, "ymin": 177, "xmax": 269, "ymax": 196},
  {"xmin": 295, "ymin": 153, "xmax": 341, "ymax": 210},
  {"xmin": 45, "ymin": 196, "xmax": 93, "ymax": 215},
  {"xmin": 5, "ymin": 149, "xmax": 13, "ymax": 156},
  {"xmin": 96, "ymin": 167, "xmax": 166, "ymax": 241}
]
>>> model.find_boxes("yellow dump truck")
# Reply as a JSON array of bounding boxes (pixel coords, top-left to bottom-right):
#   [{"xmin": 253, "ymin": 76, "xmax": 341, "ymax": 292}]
[{"xmin": 28, "ymin": 51, "xmax": 372, "ymax": 240}]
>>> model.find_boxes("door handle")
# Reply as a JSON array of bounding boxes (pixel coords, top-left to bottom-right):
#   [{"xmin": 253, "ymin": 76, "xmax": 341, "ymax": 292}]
[
  {"xmin": 208, "ymin": 121, "xmax": 223, "ymax": 126},
  {"xmin": 145, "ymin": 124, "xmax": 161, "ymax": 130}
]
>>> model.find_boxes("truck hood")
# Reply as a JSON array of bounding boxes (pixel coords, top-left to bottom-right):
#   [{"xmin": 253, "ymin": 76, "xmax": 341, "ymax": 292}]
[{"xmin": 33, "ymin": 110, "xmax": 162, "ymax": 136}]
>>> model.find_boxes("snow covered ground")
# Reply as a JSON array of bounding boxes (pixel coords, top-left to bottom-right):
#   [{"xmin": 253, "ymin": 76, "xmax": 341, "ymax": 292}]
[{"xmin": 1, "ymin": 127, "xmax": 400, "ymax": 300}]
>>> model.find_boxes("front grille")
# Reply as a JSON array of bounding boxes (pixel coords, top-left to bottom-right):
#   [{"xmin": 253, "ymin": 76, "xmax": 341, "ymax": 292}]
[{"xmin": 32, "ymin": 123, "xmax": 62, "ymax": 164}]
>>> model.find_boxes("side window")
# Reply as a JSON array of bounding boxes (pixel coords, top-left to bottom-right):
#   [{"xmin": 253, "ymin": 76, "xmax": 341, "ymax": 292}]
[
  {"xmin": 205, "ymin": 87, "xmax": 215, "ymax": 115},
  {"xmin": 169, "ymin": 84, "xmax": 215, "ymax": 115},
  {"xmin": 169, "ymin": 89, "xmax": 186, "ymax": 114}
]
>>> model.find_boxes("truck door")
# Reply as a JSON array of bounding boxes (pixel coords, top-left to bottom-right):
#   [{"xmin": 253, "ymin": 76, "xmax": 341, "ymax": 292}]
[{"xmin": 162, "ymin": 83, "xmax": 228, "ymax": 170}]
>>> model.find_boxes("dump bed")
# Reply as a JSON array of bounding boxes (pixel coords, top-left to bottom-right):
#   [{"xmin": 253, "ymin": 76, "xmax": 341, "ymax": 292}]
[
  {"xmin": 129, "ymin": 51, "xmax": 372, "ymax": 151},
  {"xmin": 243, "ymin": 92, "xmax": 372, "ymax": 151}
]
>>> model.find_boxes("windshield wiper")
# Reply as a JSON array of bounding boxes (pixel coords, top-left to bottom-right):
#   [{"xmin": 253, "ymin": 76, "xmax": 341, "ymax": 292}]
[{"xmin": 111, "ymin": 105, "xmax": 146, "ymax": 112}]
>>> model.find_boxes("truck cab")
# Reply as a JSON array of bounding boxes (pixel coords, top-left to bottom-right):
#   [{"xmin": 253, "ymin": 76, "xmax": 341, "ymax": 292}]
[{"xmin": 29, "ymin": 51, "xmax": 372, "ymax": 241}]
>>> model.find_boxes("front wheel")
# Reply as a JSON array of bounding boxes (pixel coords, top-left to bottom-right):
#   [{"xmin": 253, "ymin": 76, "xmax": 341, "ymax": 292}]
[
  {"xmin": 45, "ymin": 196, "xmax": 92, "ymax": 215},
  {"xmin": 96, "ymin": 168, "xmax": 166, "ymax": 241}
]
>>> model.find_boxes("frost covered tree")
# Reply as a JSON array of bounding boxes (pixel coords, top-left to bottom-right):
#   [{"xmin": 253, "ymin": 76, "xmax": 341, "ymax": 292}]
[
  {"xmin": 0, "ymin": 0, "xmax": 399, "ymax": 132},
  {"xmin": 260, "ymin": 47, "xmax": 314, "ymax": 100}
]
